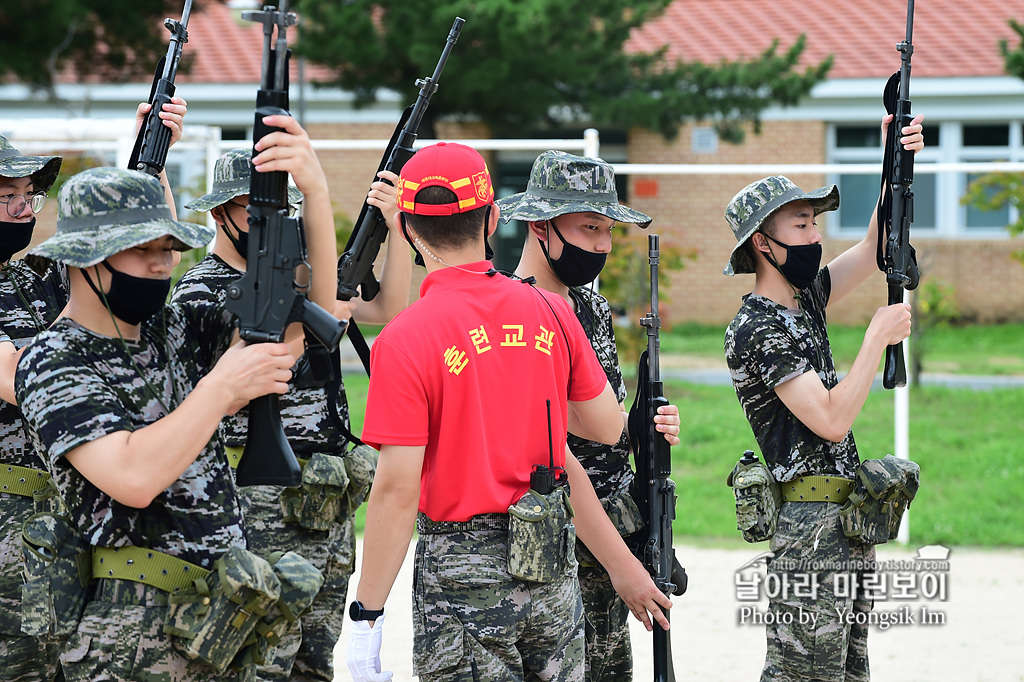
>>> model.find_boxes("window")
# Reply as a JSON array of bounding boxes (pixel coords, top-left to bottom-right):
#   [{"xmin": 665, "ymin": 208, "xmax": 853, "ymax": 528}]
[{"xmin": 830, "ymin": 121, "xmax": 1020, "ymax": 237}]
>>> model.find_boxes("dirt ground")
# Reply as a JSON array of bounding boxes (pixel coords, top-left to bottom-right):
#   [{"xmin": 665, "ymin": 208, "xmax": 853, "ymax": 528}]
[{"xmin": 332, "ymin": 539, "xmax": 1024, "ymax": 681}]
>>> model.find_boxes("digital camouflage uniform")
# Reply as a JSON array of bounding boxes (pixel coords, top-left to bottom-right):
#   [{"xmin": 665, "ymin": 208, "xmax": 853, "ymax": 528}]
[
  {"xmin": 724, "ymin": 177, "xmax": 874, "ymax": 682},
  {"xmin": 498, "ymin": 150, "xmax": 653, "ymax": 682},
  {"xmin": 0, "ymin": 260, "xmax": 68, "ymax": 682},
  {"xmin": 172, "ymin": 255, "xmax": 358, "ymax": 682},
  {"xmin": 0, "ymin": 135, "xmax": 66, "ymax": 682},
  {"xmin": 567, "ymin": 287, "xmax": 644, "ymax": 682},
  {"xmin": 14, "ymin": 166, "xmax": 253, "ymax": 682}
]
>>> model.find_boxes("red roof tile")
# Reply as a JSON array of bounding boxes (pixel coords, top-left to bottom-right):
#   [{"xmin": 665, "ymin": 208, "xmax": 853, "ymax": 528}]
[{"xmin": 628, "ymin": 0, "xmax": 1024, "ymax": 79}]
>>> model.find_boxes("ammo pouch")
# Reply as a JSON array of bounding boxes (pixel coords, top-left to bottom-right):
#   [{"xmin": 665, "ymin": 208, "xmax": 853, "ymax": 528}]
[
  {"xmin": 727, "ymin": 454, "xmax": 782, "ymax": 543},
  {"xmin": 20, "ymin": 511, "xmax": 92, "ymax": 641},
  {"xmin": 164, "ymin": 546, "xmax": 280, "ymax": 673},
  {"xmin": 342, "ymin": 443, "xmax": 378, "ymax": 514},
  {"xmin": 575, "ymin": 489, "xmax": 645, "ymax": 568},
  {"xmin": 280, "ymin": 453, "xmax": 350, "ymax": 531},
  {"xmin": 839, "ymin": 455, "xmax": 920, "ymax": 545},
  {"xmin": 507, "ymin": 486, "xmax": 576, "ymax": 583},
  {"xmin": 236, "ymin": 551, "xmax": 324, "ymax": 668}
]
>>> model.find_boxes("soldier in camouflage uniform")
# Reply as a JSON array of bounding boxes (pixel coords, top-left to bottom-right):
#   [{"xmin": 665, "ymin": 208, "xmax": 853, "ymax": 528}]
[
  {"xmin": 14, "ymin": 114, "xmax": 336, "ymax": 682},
  {"xmin": 173, "ymin": 141, "xmax": 408, "ymax": 682},
  {"xmin": 498, "ymin": 150, "xmax": 681, "ymax": 682},
  {"xmin": 0, "ymin": 135, "xmax": 67, "ymax": 682},
  {"xmin": 347, "ymin": 142, "xmax": 671, "ymax": 682},
  {"xmin": 721, "ymin": 114, "xmax": 923, "ymax": 682}
]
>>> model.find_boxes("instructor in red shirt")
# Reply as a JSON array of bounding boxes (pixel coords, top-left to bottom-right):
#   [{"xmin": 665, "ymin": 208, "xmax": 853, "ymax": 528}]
[{"xmin": 346, "ymin": 142, "xmax": 671, "ymax": 682}]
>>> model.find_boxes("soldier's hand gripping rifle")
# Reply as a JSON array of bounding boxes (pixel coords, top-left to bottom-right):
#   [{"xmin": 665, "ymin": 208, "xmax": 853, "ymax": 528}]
[
  {"xmin": 628, "ymin": 235, "xmax": 687, "ymax": 682},
  {"xmin": 225, "ymin": 1, "xmax": 346, "ymax": 487},
  {"xmin": 128, "ymin": 0, "xmax": 193, "ymax": 176},
  {"xmin": 333, "ymin": 17, "xmax": 464, "ymax": 374},
  {"xmin": 876, "ymin": 0, "xmax": 920, "ymax": 390}
]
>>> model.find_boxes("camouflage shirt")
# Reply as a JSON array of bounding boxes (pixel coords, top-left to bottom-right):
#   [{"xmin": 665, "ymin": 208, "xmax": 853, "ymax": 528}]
[
  {"xmin": 724, "ymin": 268, "xmax": 860, "ymax": 481},
  {"xmin": 14, "ymin": 302, "xmax": 244, "ymax": 569},
  {"xmin": 567, "ymin": 286, "xmax": 632, "ymax": 499},
  {"xmin": 170, "ymin": 254, "xmax": 352, "ymax": 454},
  {"xmin": 0, "ymin": 259, "xmax": 67, "ymax": 473}
]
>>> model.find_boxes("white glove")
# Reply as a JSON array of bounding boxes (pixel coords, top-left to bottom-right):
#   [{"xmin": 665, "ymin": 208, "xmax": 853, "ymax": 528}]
[{"xmin": 346, "ymin": 614, "xmax": 393, "ymax": 682}]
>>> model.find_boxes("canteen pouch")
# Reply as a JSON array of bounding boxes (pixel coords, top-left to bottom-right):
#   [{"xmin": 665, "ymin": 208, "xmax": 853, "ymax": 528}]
[
  {"xmin": 342, "ymin": 444, "xmax": 378, "ymax": 514},
  {"xmin": 575, "ymin": 489, "xmax": 645, "ymax": 567},
  {"xmin": 279, "ymin": 453, "xmax": 350, "ymax": 531},
  {"xmin": 727, "ymin": 456, "xmax": 782, "ymax": 543},
  {"xmin": 507, "ymin": 486, "xmax": 576, "ymax": 583},
  {"xmin": 240, "ymin": 551, "xmax": 325, "ymax": 667},
  {"xmin": 20, "ymin": 512, "xmax": 92, "ymax": 640},
  {"xmin": 164, "ymin": 546, "xmax": 281, "ymax": 673},
  {"xmin": 839, "ymin": 455, "xmax": 920, "ymax": 545}
]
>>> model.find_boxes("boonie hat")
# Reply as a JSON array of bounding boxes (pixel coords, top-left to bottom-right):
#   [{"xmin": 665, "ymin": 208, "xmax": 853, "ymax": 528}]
[
  {"xmin": 497, "ymin": 150, "xmax": 651, "ymax": 228},
  {"xmin": 723, "ymin": 175, "xmax": 839, "ymax": 276},
  {"xmin": 31, "ymin": 167, "xmax": 215, "ymax": 268},
  {"xmin": 0, "ymin": 134, "xmax": 62, "ymax": 193},
  {"xmin": 185, "ymin": 147, "xmax": 302, "ymax": 212},
  {"xmin": 397, "ymin": 142, "xmax": 494, "ymax": 216}
]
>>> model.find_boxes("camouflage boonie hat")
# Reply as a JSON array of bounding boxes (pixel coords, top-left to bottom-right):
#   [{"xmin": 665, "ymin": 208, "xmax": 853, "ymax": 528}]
[
  {"xmin": 723, "ymin": 175, "xmax": 839, "ymax": 276},
  {"xmin": 497, "ymin": 150, "xmax": 652, "ymax": 228},
  {"xmin": 31, "ymin": 167, "xmax": 215, "ymax": 268},
  {"xmin": 0, "ymin": 134, "xmax": 62, "ymax": 192},
  {"xmin": 185, "ymin": 148, "xmax": 302, "ymax": 212}
]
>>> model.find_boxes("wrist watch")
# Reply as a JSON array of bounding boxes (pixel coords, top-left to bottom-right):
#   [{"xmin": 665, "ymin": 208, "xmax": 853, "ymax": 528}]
[{"xmin": 349, "ymin": 600, "xmax": 385, "ymax": 622}]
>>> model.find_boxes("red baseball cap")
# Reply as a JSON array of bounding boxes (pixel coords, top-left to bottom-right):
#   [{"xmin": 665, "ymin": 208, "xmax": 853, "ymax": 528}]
[{"xmin": 397, "ymin": 142, "xmax": 494, "ymax": 216}]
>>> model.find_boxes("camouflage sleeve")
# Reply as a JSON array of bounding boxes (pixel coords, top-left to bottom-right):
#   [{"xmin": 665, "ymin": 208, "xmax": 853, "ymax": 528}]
[
  {"xmin": 171, "ymin": 299, "xmax": 237, "ymax": 370},
  {"xmin": 804, "ymin": 266, "xmax": 832, "ymax": 318},
  {"xmin": 737, "ymin": 313, "xmax": 811, "ymax": 391},
  {"xmin": 15, "ymin": 334, "xmax": 137, "ymax": 464},
  {"xmin": 170, "ymin": 265, "xmax": 226, "ymax": 307}
]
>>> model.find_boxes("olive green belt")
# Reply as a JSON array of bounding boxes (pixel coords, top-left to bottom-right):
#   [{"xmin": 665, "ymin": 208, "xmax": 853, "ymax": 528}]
[
  {"xmin": 92, "ymin": 546, "xmax": 210, "ymax": 593},
  {"xmin": 224, "ymin": 446, "xmax": 308, "ymax": 471},
  {"xmin": 780, "ymin": 475, "xmax": 855, "ymax": 504},
  {"xmin": 0, "ymin": 465, "xmax": 51, "ymax": 498}
]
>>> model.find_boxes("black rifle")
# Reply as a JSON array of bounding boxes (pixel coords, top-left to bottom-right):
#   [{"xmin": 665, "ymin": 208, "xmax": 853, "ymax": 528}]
[
  {"xmin": 128, "ymin": 0, "xmax": 193, "ymax": 176},
  {"xmin": 226, "ymin": 0, "xmax": 346, "ymax": 487},
  {"xmin": 876, "ymin": 0, "xmax": 920, "ymax": 390},
  {"xmin": 628, "ymin": 234, "xmax": 687, "ymax": 682},
  {"xmin": 334, "ymin": 17, "xmax": 464, "ymax": 373}
]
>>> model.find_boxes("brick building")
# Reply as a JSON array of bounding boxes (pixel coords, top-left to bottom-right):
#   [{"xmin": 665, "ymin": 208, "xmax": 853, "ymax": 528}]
[{"xmin": 3, "ymin": 0, "xmax": 1023, "ymax": 324}]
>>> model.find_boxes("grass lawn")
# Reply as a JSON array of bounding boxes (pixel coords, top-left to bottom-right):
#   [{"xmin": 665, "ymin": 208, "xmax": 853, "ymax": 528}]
[
  {"xmin": 341, "ymin": 366, "xmax": 1024, "ymax": 548},
  {"xmin": 657, "ymin": 321, "xmax": 1024, "ymax": 377}
]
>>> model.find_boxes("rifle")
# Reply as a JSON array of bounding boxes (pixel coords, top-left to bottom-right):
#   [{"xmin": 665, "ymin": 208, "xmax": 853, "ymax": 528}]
[
  {"xmin": 628, "ymin": 234, "xmax": 687, "ymax": 682},
  {"xmin": 876, "ymin": 0, "xmax": 920, "ymax": 390},
  {"xmin": 225, "ymin": 0, "xmax": 346, "ymax": 487},
  {"xmin": 334, "ymin": 17, "xmax": 465, "ymax": 373},
  {"xmin": 128, "ymin": 0, "xmax": 193, "ymax": 176}
]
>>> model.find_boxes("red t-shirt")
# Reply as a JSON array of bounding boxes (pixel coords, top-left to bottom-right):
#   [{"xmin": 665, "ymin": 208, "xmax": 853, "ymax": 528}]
[{"xmin": 361, "ymin": 261, "xmax": 609, "ymax": 522}]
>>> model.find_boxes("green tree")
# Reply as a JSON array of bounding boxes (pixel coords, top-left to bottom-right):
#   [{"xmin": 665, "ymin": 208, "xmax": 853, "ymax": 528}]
[
  {"xmin": 962, "ymin": 18, "xmax": 1024, "ymax": 267},
  {"xmin": 291, "ymin": 0, "xmax": 831, "ymax": 140},
  {"xmin": 0, "ymin": 0, "xmax": 182, "ymax": 93}
]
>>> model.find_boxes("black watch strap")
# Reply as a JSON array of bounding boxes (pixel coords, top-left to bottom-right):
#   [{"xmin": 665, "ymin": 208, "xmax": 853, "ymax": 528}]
[{"xmin": 349, "ymin": 600, "xmax": 385, "ymax": 622}]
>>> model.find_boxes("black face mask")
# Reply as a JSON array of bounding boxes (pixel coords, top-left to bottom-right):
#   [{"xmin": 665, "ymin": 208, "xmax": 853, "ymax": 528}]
[
  {"xmin": 220, "ymin": 210, "xmax": 249, "ymax": 261},
  {"xmin": 539, "ymin": 218, "xmax": 607, "ymax": 287},
  {"xmin": 0, "ymin": 217, "xmax": 36, "ymax": 263},
  {"xmin": 764, "ymin": 233, "xmax": 822, "ymax": 291},
  {"xmin": 84, "ymin": 262, "xmax": 171, "ymax": 325}
]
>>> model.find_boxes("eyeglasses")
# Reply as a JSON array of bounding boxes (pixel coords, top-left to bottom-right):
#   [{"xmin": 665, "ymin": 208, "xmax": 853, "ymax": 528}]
[{"xmin": 0, "ymin": 192, "xmax": 47, "ymax": 218}]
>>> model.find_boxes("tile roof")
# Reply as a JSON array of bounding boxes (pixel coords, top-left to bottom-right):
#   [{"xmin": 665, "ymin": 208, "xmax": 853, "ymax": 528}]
[
  {"xmin": 177, "ymin": 0, "xmax": 333, "ymax": 84},
  {"xmin": 627, "ymin": 0, "xmax": 1024, "ymax": 79}
]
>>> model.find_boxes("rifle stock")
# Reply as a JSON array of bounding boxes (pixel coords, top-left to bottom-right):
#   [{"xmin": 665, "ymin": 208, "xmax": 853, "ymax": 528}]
[
  {"xmin": 128, "ymin": 0, "xmax": 193, "ymax": 176},
  {"xmin": 227, "ymin": 1, "xmax": 345, "ymax": 487},
  {"xmin": 336, "ymin": 17, "xmax": 465, "ymax": 303},
  {"xmin": 628, "ymin": 235, "xmax": 686, "ymax": 681}
]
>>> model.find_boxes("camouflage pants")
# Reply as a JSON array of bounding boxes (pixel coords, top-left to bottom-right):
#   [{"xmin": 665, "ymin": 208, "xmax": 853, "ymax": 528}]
[
  {"xmin": 0, "ymin": 494, "xmax": 61, "ymax": 682},
  {"xmin": 762, "ymin": 502, "xmax": 875, "ymax": 682},
  {"xmin": 61, "ymin": 579, "xmax": 255, "ymax": 682},
  {"xmin": 577, "ymin": 565, "xmax": 631, "ymax": 682},
  {"xmin": 239, "ymin": 484, "xmax": 356, "ymax": 682},
  {"xmin": 413, "ymin": 524, "xmax": 585, "ymax": 681}
]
